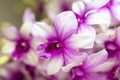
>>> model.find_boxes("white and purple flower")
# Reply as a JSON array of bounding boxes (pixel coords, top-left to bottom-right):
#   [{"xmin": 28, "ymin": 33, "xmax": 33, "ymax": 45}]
[
  {"xmin": 72, "ymin": 0, "xmax": 111, "ymax": 31},
  {"xmin": 1, "ymin": 8, "xmax": 39, "ymax": 65},
  {"xmin": 80, "ymin": 0, "xmax": 120, "ymax": 26},
  {"xmin": 31, "ymin": 11, "xmax": 96, "ymax": 75},
  {"xmin": 70, "ymin": 49, "xmax": 116, "ymax": 80},
  {"xmin": 104, "ymin": 27, "xmax": 120, "ymax": 59}
]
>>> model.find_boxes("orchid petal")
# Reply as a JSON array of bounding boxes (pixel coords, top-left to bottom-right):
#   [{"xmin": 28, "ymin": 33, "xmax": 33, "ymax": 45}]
[
  {"xmin": 54, "ymin": 11, "xmax": 77, "ymax": 38},
  {"xmin": 22, "ymin": 8, "xmax": 35, "ymax": 23},
  {"xmin": 111, "ymin": 5, "xmax": 120, "ymax": 21},
  {"xmin": 96, "ymin": 29, "xmax": 115, "ymax": 45},
  {"xmin": 87, "ymin": 9, "xmax": 111, "ymax": 31},
  {"xmin": 1, "ymin": 42, "xmax": 15, "ymax": 54},
  {"xmin": 23, "ymin": 50, "xmax": 39, "ymax": 66},
  {"xmin": 31, "ymin": 22, "xmax": 53, "ymax": 38},
  {"xmin": 115, "ymin": 27, "xmax": 120, "ymax": 47},
  {"xmin": 91, "ymin": 60, "xmax": 116, "ymax": 72},
  {"xmin": 72, "ymin": 1, "xmax": 85, "ymax": 14},
  {"xmin": 20, "ymin": 8, "xmax": 35, "ymax": 37},
  {"xmin": 62, "ymin": 49, "xmax": 87, "ymax": 72},
  {"xmin": 47, "ymin": 54, "xmax": 63, "ymax": 75},
  {"xmin": 66, "ymin": 24, "xmax": 96, "ymax": 49},
  {"xmin": 30, "ymin": 36, "xmax": 47, "ymax": 51},
  {"xmin": 20, "ymin": 22, "xmax": 33, "ymax": 38},
  {"xmin": 86, "ymin": 0, "xmax": 109, "ymax": 9},
  {"xmin": 84, "ymin": 49, "xmax": 108, "ymax": 69},
  {"xmin": 1, "ymin": 26, "xmax": 19, "ymax": 41}
]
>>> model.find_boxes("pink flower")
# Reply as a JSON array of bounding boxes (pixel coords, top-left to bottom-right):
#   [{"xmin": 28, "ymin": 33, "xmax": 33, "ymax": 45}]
[
  {"xmin": 70, "ymin": 49, "xmax": 116, "ymax": 80},
  {"xmin": 31, "ymin": 11, "xmax": 96, "ymax": 75},
  {"xmin": 1, "ymin": 8, "xmax": 39, "ymax": 65},
  {"xmin": 104, "ymin": 27, "xmax": 120, "ymax": 60},
  {"xmin": 80, "ymin": 0, "xmax": 120, "ymax": 25},
  {"xmin": 72, "ymin": 0, "xmax": 111, "ymax": 31}
]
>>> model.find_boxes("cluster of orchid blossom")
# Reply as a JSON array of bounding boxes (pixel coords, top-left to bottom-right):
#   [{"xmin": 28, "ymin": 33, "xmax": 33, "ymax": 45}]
[{"xmin": 0, "ymin": 0, "xmax": 120, "ymax": 80}]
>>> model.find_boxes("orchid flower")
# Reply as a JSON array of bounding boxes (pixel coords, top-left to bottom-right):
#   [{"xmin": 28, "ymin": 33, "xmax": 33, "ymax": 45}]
[
  {"xmin": 104, "ymin": 27, "xmax": 120, "ymax": 59},
  {"xmin": 31, "ymin": 11, "xmax": 96, "ymax": 75},
  {"xmin": 70, "ymin": 49, "xmax": 116, "ymax": 80},
  {"xmin": 0, "ymin": 61, "xmax": 56, "ymax": 80},
  {"xmin": 1, "ymin": 8, "xmax": 38, "ymax": 65},
  {"xmin": 81, "ymin": 0, "xmax": 120, "ymax": 25},
  {"xmin": 72, "ymin": 0, "xmax": 111, "ymax": 31}
]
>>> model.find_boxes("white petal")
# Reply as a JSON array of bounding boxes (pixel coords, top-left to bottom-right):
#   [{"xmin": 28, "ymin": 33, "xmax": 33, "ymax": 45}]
[
  {"xmin": 96, "ymin": 29, "xmax": 115, "ymax": 45},
  {"xmin": 47, "ymin": 55, "xmax": 63, "ymax": 75},
  {"xmin": 30, "ymin": 36, "xmax": 47, "ymax": 50},
  {"xmin": 111, "ymin": 4, "xmax": 120, "ymax": 21},
  {"xmin": 54, "ymin": 11, "xmax": 77, "ymax": 38},
  {"xmin": 1, "ymin": 26, "xmax": 19, "ymax": 41},
  {"xmin": 72, "ymin": 1, "xmax": 85, "ymax": 14},
  {"xmin": 23, "ymin": 50, "xmax": 39, "ymax": 65},
  {"xmin": 66, "ymin": 24, "xmax": 96, "ymax": 49},
  {"xmin": 87, "ymin": 0, "xmax": 109, "ymax": 9},
  {"xmin": 1, "ymin": 42, "xmax": 15, "ymax": 54},
  {"xmin": 20, "ymin": 8, "xmax": 35, "ymax": 37},
  {"xmin": 84, "ymin": 49, "xmax": 108, "ymax": 69},
  {"xmin": 23, "ymin": 8, "xmax": 35, "ymax": 23},
  {"xmin": 91, "ymin": 60, "xmax": 116, "ymax": 72},
  {"xmin": 87, "ymin": 9, "xmax": 111, "ymax": 31},
  {"xmin": 20, "ymin": 22, "xmax": 32, "ymax": 37},
  {"xmin": 62, "ymin": 49, "xmax": 87, "ymax": 72},
  {"xmin": 31, "ymin": 22, "xmax": 53, "ymax": 38}
]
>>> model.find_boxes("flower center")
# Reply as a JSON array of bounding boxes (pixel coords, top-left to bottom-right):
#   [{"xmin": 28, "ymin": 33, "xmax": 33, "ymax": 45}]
[
  {"xmin": 16, "ymin": 39, "xmax": 30, "ymax": 53},
  {"xmin": 45, "ymin": 42, "xmax": 63, "ymax": 53},
  {"xmin": 104, "ymin": 40, "xmax": 119, "ymax": 57}
]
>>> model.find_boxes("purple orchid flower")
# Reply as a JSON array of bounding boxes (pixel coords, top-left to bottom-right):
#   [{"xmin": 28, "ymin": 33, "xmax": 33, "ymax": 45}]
[
  {"xmin": 104, "ymin": 27, "xmax": 120, "ymax": 60},
  {"xmin": 81, "ymin": 0, "xmax": 120, "ymax": 25},
  {"xmin": 70, "ymin": 49, "xmax": 116, "ymax": 80},
  {"xmin": 31, "ymin": 11, "xmax": 96, "ymax": 75},
  {"xmin": 72, "ymin": 0, "xmax": 111, "ymax": 31},
  {"xmin": 0, "ymin": 61, "xmax": 57, "ymax": 80},
  {"xmin": 1, "ymin": 8, "xmax": 39, "ymax": 64}
]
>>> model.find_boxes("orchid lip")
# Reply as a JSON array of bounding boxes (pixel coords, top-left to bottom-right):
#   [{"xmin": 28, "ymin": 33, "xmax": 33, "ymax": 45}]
[{"xmin": 104, "ymin": 39, "xmax": 119, "ymax": 57}]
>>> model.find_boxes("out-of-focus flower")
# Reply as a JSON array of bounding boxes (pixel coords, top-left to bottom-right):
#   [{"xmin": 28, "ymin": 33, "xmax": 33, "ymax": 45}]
[
  {"xmin": 70, "ymin": 49, "xmax": 116, "ymax": 80},
  {"xmin": 31, "ymin": 11, "xmax": 96, "ymax": 75},
  {"xmin": 1, "ymin": 8, "xmax": 39, "ymax": 65},
  {"xmin": 72, "ymin": 0, "xmax": 111, "ymax": 31},
  {"xmin": 0, "ymin": 61, "xmax": 56, "ymax": 80},
  {"xmin": 0, "ymin": 55, "xmax": 9, "ymax": 66},
  {"xmin": 104, "ymin": 27, "xmax": 120, "ymax": 59},
  {"xmin": 46, "ymin": 0, "xmax": 73, "ymax": 21}
]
